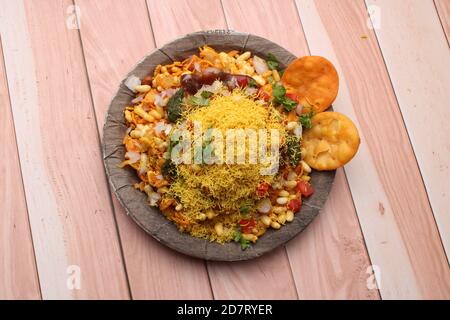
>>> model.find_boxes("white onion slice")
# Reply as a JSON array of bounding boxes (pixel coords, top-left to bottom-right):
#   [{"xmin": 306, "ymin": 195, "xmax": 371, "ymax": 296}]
[
  {"xmin": 256, "ymin": 198, "xmax": 272, "ymax": 214},
  {"xmin": 131, "ymin": 95, "xmax": 144, "ymax": 104},
  {"xmin": 203, "ymin": 67, "xmax": 222, "ymax": 77},
  {"xmin": 296, "ymin": 104, "xmax": 303, "ymax": 116},
  {"xmin": 245, "ymin": 87, "xmax": 258, "ymax": 96},
  {"xmin": 287, "ymin": 171, "xmax": 297, "ymax": 181},
  {"xmin": 164, "ymin": 124, "xmax": 173, "ymax": 136},
  {"xmin": 197, "ymin": 80, "xmax": 223, "ymax": 96},
  {"xmin": 154, "ymin": 122, "xmax": 165, "ymax": 135},
  {"xmin": 253, "ymin": 56, "xmax": 269, "ymax": 75},
  {"xmin": 194, "ymin": 62, "xmax": 201, "ymax": 73},
  {"xmin": 138, "ymin": 154, "xmax": 148, "ymax": 176},
  {"xmin": 138, "ymin": 167, "xmax": 147, "ymax": 176},
  {"xmin": 256, "ymin": 99, "xmax": 265, "ymax": 105},
  {"xmin": 125, "ymin": 151, "xmax": 141, "ymax": 164},
  {"xmin": 294, "ymin": 124, "xmax": 303, "ymax": 138},
  {"xmin": 149, "ymin": 192, "xmax": 161, "ymax": 206},
  {"xmin": 161, "ymin": 88, "xmax": 176, "ymax": 98},
  {"xmin": 124, "ymin": 75, "xmax": 141, "ymax": 92},
  {"xmin": 154, "ymin": 94, "xmax": 164, "ymax": 107},
  {"xmin": 143, "ymin": 184, "xmax": 152, "ymax": 195}
]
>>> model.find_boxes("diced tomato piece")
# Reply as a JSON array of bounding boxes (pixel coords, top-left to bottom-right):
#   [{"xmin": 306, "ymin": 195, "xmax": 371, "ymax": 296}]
[
  {"xmin": 240, "ymin": 218, "xmax": 256, "ymax": 234},
  {"xmin": 296, "ymin": 181, "xmax": 315, "ymax": 197},
  {"xmin": 256, "ymin": 182, "xmax": 270, "ymax": 197},
  {"xmin": 257, "ymin": 87, "xmax": 271, "ymax": 102},
  {"xmin": 286, "ymin": 91, "xmax": 299, "ymax": 103},
  {"xmin": 287, "ymin": 198, "xmax": 302, "ymax": 213},
  {"xmin": 235, "ymin": 75, "xmax": 249, "ymax": 88}
]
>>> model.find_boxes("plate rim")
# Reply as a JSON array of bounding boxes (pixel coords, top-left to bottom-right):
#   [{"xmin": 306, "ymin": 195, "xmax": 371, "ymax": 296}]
[{"xmin": 102, "ymin": 30, "xmax": 336, "ymax": 261}]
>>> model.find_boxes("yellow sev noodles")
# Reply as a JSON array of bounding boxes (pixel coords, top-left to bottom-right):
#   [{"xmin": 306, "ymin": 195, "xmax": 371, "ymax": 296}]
[{"xmin": 169, "ymin": 91, "xmax": 285, "ymax": 242}]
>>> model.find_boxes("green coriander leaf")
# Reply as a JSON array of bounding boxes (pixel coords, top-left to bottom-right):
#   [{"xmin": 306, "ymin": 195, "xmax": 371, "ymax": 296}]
[
  {"xmin": 278, "ymin": 69, "xmax": 285, "ymax": 77},
  {"xmin": 266, "ymin": 53, "xmax": 279, "ymax": 70},
  {"xmin": 299, "ymin": 111, "xmax": 314, "ymax": 129},
  {"xmin": 188, "ymin": 95, "xmax": 209, "ymax": 106},
  {"xmin": 167, "ymin": 88, "xmax": 185, "ymax": 123},
  {"xmin": 241, "ymin": 206, "xmax": 249, "ymax": 218},
  {"xmin": 240, "ymin": 239, "xmax": 251, "ymax": 250},
  {"xmin": 282, "ymin": 97, "xmax": 297, "ymax": 111},
  {"xmin": 234, "ymin": 229, "xmax": 242, "ymax": 242},
  {"xmin": 200, "ymin": 91, "xmax": 213, "ymax": 99},
  {"xmin": 285, "ymin": 135, "xmax": 301, "ymax": 166},
  {"xmin": 248, "ymin": 78, "xmax": 258, "ymax": 88},
  {"xmin": 267, "ymin": 61, "xmax": 278, "ymax": 70},
  {"xmin": 161, "ymin": 159, "xmax": 177, "ymax": 180},
  {"xmin": 234, "ymin": 228, "xmax": 251, "ymax": 250},
  {"xmin": 272, "ymin": 83, "xmax": 286, "ymax": 104},
  {"xmin": 272, "ymin": 83, "xmax": 297, "ymax": 111}
]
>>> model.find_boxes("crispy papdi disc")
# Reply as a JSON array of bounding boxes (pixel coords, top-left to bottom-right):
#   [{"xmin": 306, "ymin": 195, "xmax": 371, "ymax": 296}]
[
  {"xmin": 302, "ymin": 112, "xmax": 360, "ymax": 171},
  {"xmin": 282, "ymin": 56, "xmax": 339, "ymax": 113}
]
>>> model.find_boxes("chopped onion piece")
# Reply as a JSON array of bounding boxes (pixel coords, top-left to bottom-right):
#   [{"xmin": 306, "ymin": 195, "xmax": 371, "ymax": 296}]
[
  {"xmin": 164, "ymin": 124, "xmax": 173, "ymax": 135},
  {"xmin": 125, "ymin": 151, "xmax": 141, "ymax": 164},
  {"xmin": 197, "ymin": 80, "xmax": 224, "ymax": 96},
  {"xmin": 154, "ymin": 94, "xmax": 164, "ymax": 107},
  {"xmin": 131, "ymin": 95, "xmax": 144, "ymax": 104},
  {"xmin": 154, "ymin": 122, "xmax": 165, "ymax": 135},
  {"xmin": 253, "ymin": 56, "xmax": 269, "ymax": 75},
  {"xmin": 203, "ymin": 67, "xmax": 222, "ymax": 77},
  {"xmin": 287, "ymin": 171, "xmax": 297, "ymax": 181},
  {"xmin": 256, "ymin": 99, "xmax": 265, "ymax": 105},
  {"xmin": 296, "ymin": 104, "xmax": 303, "ymax": 116},
  {"xmin": 149, "ymin": 192, "xmax": 161, "ymax": 206},
  {"xmin": 257, "ymin": 198, "xmax": 272, "ymax": 214},
  {"xmin": 225, "ymin": 77, "xmax": 238, "ymax": 90},
  {"xmin": 124, "ymin": 75, "xmax": 141, "ymax": 92},
  {"xmin": 161, "ymin": 88, "xmax": 176, "ymax": 98},
  {"xmin": 143, "ymin": 184, "xmax": 153, "ymax": 196},
  {"xmin": 245, "ymin": 87, "xmax": 258, "ymax": 96},
  {"xmin": 138, "ymin": 154, "xmax": 148, "ymax": 175},
  {"xmin": 194, "ymin": 62, "xmax": 201, "ymax": 73},
  {"xmin": 294, "ymin": 124, "xmax": 303, "ymax": 138}
]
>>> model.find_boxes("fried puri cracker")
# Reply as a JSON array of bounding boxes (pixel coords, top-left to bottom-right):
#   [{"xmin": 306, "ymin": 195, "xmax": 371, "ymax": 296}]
[
  {"xmin": 302, "ymin": 112, "xmax": 360, "ymax": 170},
  {"xmin": 282, "ymin": 56, "xmax": 339, "ymax": 113}
]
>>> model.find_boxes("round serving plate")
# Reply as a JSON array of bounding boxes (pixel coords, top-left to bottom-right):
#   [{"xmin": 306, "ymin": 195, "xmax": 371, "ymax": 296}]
[{"xmin": 102, "ymin": 30, "xmax": 336, "ymax": 261}]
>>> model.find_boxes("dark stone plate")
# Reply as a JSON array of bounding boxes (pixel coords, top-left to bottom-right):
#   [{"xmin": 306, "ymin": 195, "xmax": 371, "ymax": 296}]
[{"xmin": 102, "ymin": 30, "xmax": 336, "ymax": 261}]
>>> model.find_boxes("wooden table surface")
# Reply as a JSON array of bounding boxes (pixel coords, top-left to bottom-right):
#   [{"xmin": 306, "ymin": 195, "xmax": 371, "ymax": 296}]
[{"xmin": 1, "ymin": 0, "xmax": 449, "ymax": 300}]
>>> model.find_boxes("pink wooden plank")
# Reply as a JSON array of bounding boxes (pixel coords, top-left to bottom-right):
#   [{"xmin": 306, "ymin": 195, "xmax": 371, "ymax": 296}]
[
  {"xmin": 75, "ymin": 0, "xmax": 212, "ymax": 299},
  {"xmin": 222, "ymin": 0, "xmax": 378, "ymax": 300},
  {"xmin": 366, "ymin": 0, "xmax": 450, "ymax": 259},
  {"xmin": 146, "ymin": 0, "xmax": 299, "ymax": 299},
  {"xmin": 147, "ymin": 0, "xmax": 227, "ymax": 45},
  {"xmin": 435, "ymin": 0, "xmax": 450, "ymax": 41},
  {"xmin": 207, "ymin": 249, "xmax": 298, "ymax": 300},
  {"xmin": 0, "ymin": 38, "xmax": 41, "ymax": 300},
  {"xmin": 288, "ymin": 170, "xmax": 378, "ymax": 299},
  {"xmin": 0, "ymin": 0, "xmax": 129, "ymax": 298},
  {"xmin": 296, "ymin": 0, "xmax": 450, "ymax": 299}
]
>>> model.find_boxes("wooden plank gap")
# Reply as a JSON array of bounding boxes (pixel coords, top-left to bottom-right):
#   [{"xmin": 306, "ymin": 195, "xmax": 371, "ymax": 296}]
[{"xmin": 70, "ymin": 0, "xmax": 133, "ymax": 299}]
